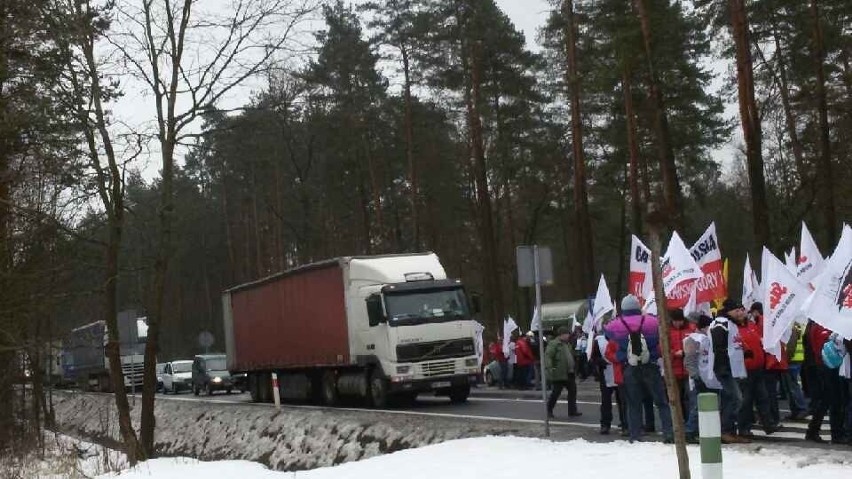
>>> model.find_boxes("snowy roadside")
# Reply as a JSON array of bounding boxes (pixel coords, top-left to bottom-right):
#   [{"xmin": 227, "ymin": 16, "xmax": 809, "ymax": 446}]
[
  {"xmin": 104, "ymin": 436, "xmax": 852, "ymax": 479},
  {"xmin": 1, "ymin": 431, "xmax": 127, "ymax": 478},
  {"xmin": 51, "ymin": 390, "xmax": 578, "ymax": 471}
]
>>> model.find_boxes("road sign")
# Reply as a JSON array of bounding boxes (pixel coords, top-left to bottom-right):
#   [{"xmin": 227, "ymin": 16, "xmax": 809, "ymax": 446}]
[
  {"xmin": 517, "ymin": 246, "xmax": 554, "ymax": 287},
  {"xmin": 198, "ymin": 331, "xmax": 215, "ymax": 350}
]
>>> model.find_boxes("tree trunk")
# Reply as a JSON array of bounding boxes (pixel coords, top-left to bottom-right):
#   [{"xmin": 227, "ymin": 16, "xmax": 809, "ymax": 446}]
[
  {"xmin": 810, "ymin": 0, "xmax": 837, "ymax": 248},
  {"xmin": 401, "ymin": 45, "xmax": 420, "ymax": 250},
  {"xmin": 633, "ymin": 0, "xmax": 683, "ymax": 229},
  {"xmin": 467, "ymin": 40, "xmax": 504, "ymax": 333},
  {"xmin": 622, "ymin": 67, "xmax": 643, "ymax": 234},
  {"xmin": 729, "ymin": 0, "xmax": 770, "ymax": 249},
  {"xmin": 771, "ymin": 29, "xmax": 807, "ymax": 180},
  {"xmin": 648, "ymin": 224, "xmax": 690, "ymax": 479},
  {"xmin": 563, "ymin": 0, "xmax": 594, "ymax": 294}
]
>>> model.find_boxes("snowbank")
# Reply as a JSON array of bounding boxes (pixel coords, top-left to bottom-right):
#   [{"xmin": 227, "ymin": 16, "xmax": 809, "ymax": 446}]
[
  {"xmin": 104, "ymin": 436, "xmax": 852, "ymax": 479},
  {"xmin": 3, "ymin": 432, "xmax": 126, "ymax": 478}
]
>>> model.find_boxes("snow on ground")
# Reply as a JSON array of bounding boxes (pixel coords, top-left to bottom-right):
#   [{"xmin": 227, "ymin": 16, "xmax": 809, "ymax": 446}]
[
  {"xmin": 102, "ymin": 436, "xmax": 852, "ymax": 479},
  {"xmin": 6, "ymin": 431, "xmax": 127, "ymax": 478}
]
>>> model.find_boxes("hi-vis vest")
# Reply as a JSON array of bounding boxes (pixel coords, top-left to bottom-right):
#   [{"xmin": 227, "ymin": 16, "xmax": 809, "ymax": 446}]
[
  {"xmin": 686, "ymin": 332, "xmax": 721, "ymax": 390},
  {"xmin": 791, "ymin": 326, "xmax": 805, "ymax": 363}
]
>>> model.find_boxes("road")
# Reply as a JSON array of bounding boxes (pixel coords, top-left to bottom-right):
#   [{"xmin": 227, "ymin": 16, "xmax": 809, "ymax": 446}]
[{"xmin": 146, "ymin": 379, "xmax": 829, "ymax": 446}]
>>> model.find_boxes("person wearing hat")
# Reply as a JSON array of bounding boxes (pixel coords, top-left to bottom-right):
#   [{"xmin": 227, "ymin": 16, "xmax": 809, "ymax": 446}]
[
  {"xmin": 710, "ymin": 298, "xmax": 749, "ymax": 443},
  {"xmin": 604, "ymin": 294, "xmax": 673, "ymax": 443},
  {"xmin": 683, "ymin": 314, "xmax": 721, "ymax": 443},
  {"xmin": 668, "ymin": 308, "xmax": 696, "ymax": 424},
  {"xmin": 735, "ymin": 302, "xmax": 778, "ymax": 437},
  {"xmin": 545, "ymin": 326, "xmax": 581, "ymax": 418}
]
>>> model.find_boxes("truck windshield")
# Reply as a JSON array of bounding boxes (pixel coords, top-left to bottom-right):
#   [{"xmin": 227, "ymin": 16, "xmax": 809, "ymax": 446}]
[
  {"xmin": 205, "ymin": 358, "xmax": 227, "ymax": 371},
  {"xmin": 385, "ymin": 288, "xmax": 470, "ymax": 325}
]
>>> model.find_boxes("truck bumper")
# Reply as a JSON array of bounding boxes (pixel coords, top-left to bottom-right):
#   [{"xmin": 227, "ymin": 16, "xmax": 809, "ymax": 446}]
[{"xmin": 387, "ymin": 374, "xmax": 476, "ymax": 394}]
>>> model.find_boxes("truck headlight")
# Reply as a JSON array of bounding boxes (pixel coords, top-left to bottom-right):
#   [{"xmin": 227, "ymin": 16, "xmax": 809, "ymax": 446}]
[
  {"xmin": 212, "ymin": 377, "xmax": 222, "ymax": 383},
  {"xmin": 464, "ymin": 358, "xmax": 479, "ymax": 367},
  {"xmin": 396, "ymin": 365, "xmax": 411, "ymax": 374}
]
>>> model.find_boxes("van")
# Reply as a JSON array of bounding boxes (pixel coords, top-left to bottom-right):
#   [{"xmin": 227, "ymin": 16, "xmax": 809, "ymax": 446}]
[{"xmin": 192, "ymin": 354, "xmax": 233, "ymax": 395}]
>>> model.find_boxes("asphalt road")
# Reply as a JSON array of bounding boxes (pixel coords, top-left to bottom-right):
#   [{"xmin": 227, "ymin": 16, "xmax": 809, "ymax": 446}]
[{"xmin": 148, "ymin": 378, "xmax": 832, "ymax": 446}]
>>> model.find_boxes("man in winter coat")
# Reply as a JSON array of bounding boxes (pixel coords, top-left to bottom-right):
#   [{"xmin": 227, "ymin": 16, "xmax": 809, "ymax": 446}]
[
  {"xmin": 592, "ymin": 328, "xmax": 624, "ymax": 435},
  {"xmin": 805, "ymin": 321, "xmax": 846, "ymax": 443},
  {"xmin": 783, "ymin": 323, "xmax": 809, "ymax": 420},
  {"xmin": 514, "ymin": 333, "xmax": 535, "ymax": 389},
  {"xmin": 604, "ymin": 295, "xmax": 673, "ymax": 443},
  {"xmin": 709, "ymin": 299, "xmax": 748, "ymax": 444},
  {"xmin": 488, "ymin": 338, "xmax": 508, "ymax": 389},
  {"xmin": 735, "ymin": 303, "xmax": 778, "ymax": 437},
  {"xmin": 545, "ymin": 326, "xmax": 581, "ymax": 418},
  {"xmin": 668, "ymin": 309, "xmax": 695, "ymax": 424}
]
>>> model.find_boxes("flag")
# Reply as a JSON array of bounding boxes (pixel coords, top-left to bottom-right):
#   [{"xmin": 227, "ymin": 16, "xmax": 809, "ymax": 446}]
[
  {"xmin": 797, "ymin": 221, "xmax": 825, "ymax": 287},
  {"xmin": 502, "ymin": 316, "xmax": 518, "ymax": 357},
  {"xmin": 662, "ymin": 232, "xmax": 703, "ymax": 308},
  {"xmin": 629, "ymin": 235, "xmax": 653, "ymax": 302},
  {"xmin": 806, "ymin": 225, "xmax": 852, "ymax": 340},
  {"xmin": 689, "ymin": 223, "xmax": 728, "ymax": 303},
  {"xmin": 585, "ymin": 275, "xmax": 613, "ymax": 334},
  {"xmin": 742, "ymin": 253, "xmax": 761, "ymax": 310},
  {"xmin": 530, "ymin": 306, "xmax": 541, "ymax": 332},
  {"xmin": 473, "ymin": 321, "xmax": 485, "ymax": 365},
  {"xmin": 762, "ymin": 248, "xmax": 809, "ymax": 352},
  {"xmin": 785, "ymin": 248, "xmax": 797, "ymax": 274}
]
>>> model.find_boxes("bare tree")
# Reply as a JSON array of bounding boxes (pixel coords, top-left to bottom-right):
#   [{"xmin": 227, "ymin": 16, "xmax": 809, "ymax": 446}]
[
  {"xmin": 108, "ymin": 0, "xmax": 320, "ymax": 454},
  {"xmin": 52, "ymin": 0, "xmax": 147, "ymax": 462}
]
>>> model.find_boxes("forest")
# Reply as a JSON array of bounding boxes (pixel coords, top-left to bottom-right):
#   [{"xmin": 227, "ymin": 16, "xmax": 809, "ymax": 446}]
[{"xmin": 1, "ymin": 0, "xmax": 850, "ymax": 459}]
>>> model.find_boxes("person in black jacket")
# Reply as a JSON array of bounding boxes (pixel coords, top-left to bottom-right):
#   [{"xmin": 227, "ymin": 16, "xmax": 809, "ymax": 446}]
[{"xmin": 710, "ymin": 299, "xmax": 748, "ymax": 444}]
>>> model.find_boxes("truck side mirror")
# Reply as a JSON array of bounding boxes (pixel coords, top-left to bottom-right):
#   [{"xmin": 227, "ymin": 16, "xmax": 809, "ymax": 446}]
[
  {"xmin": 366, "ymin": 294, "xmax": 386, "ymax": 327},
  {"xmin": 470, "ymin": 293, "xmax": 482, "ymax": 315}
]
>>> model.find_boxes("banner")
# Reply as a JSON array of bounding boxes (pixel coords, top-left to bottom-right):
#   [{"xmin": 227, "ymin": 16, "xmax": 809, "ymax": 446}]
[
  {"xmin": 629, "ymin": 235, "xmax": 653, "ymax": 302},
  {"xmin": 762, "ymin": 248, "xmax": 808, "ymax": 351},
  {"xmin": 689, "ymin": 222, "xmax": 728, "ymax": 303},
  {"xmin": 797, "ymin": 221, "xmax": 825, "ymax": 287},
  {"xmin": 662, "ymin": 232, "xmax": 703, "ymax": 308},
  {"xmin": 785, "ymin": 248, "xmax": 797, "ymax": 275},
  {"xmin": 806, "ymin": 225, "xmax": 852, "ymax": 340}
]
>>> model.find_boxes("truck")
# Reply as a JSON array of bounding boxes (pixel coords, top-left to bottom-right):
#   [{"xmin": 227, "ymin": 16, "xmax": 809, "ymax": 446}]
[
  {"xmin": 223, "ymin": 252, "xmax": 481, "ymax": 407},
  {"xmin": 62, "ymin": 310, "xmax": 147, "ymax": 392}
]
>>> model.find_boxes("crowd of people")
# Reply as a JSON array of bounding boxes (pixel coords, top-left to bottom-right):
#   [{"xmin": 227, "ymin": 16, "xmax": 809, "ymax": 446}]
[{"xmin": 486, "ymin": 294, "xmax": 852, "ymax": 445}]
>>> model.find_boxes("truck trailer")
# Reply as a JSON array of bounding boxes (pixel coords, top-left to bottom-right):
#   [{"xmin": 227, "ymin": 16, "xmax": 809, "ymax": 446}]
[
  {"xmin": 223, "ymin": 253, "xmax": 481, "ymax": 407},
  {"xmin": 62, "ymin": 310, "xmax": 146, "ymax": 392}
]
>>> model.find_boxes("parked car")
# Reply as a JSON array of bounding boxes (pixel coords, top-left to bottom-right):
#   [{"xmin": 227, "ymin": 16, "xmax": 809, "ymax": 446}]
[
  {"xmin": 162, "ymin": 360, "xmax": 193, "ymax": 394},
  {"xmin": 156, "ymin": 363, "xmax": 166, "ymax": 392},
  {"xmin": 192, "ymin": 354, "xmax": 233, "ymax": 395},
  {"xmin": 482, "ymin": 360, "xmax": 501, "ymax": 386}
]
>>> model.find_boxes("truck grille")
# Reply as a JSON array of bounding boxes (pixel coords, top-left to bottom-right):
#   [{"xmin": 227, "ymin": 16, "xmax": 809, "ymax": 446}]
[
  {"xmin": 396, "ymin": 338, "xmax": 474, "ymax": 362},
  {"xmin": 422, "ymin": 359, "xmax": 456, "ymax": 377}
]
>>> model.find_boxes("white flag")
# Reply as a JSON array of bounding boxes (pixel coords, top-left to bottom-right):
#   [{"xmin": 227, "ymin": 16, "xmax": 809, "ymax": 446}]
[
  {"xmin": 684, "ymin": 282, "xmax": 699, "ymax": 317},
  {"xmin": 806, "ymin": 225, "xmax": 852, "ymax": 340},
  {"xmin": 473, "ymin": 321, "xmax": 485, "ymax": 365},
  {"xmin": 629, "ymin": 235, "xmax": 653, "ymax": 302},
  {"xmin": 742, "ymin": 253, "xmax": 760, "ymax": 309},
  {"xmin": 785, "ymin": 248, "xmax": 797, "ymax": 274},
  {"xmin": 662, "ymin": 232, "xmax": 703, "ymax": 308},
  {"xmin": 502, "ymin": 316, "xmax": 518, "ymax": 357},
  {"xmin": 585, "ymin": 275, "xmax": 613, "ymax": 334},
  {"xmin": 762, "ymin": 248, "xmax": 809, "ymax": 352},
  {"xmin": 797, "ymin": 222, "xmax": 825, "ymax": 287},
  {"xmin": 689, "ymin": 222, "xmax": 727, "ymax": 303},
  {"xmin": 530, "ymin": 306, "xmax": 542, "ymax": 332}
]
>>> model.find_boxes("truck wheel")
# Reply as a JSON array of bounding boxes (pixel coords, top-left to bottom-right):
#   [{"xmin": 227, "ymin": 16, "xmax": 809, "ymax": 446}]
[
  {"xmin": 321, "ymin": 371, "xmax": 339, "ymax": 406},
  {"xmin": 248, "ymin": 374, "xmax": 260, "ymax": 402},
  {"xmin": 449, "ymin": 384, "xmax": 470, "ymax": 404},
  {"xmin": 368, "ymin": 372, "xmax": 389, "ymax": 409}
]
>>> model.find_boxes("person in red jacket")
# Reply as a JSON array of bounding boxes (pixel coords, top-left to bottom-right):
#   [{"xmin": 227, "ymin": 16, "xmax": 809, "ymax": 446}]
[
  {"xmin": 488, "ymin": 338, "xmax": 508, "ymax": 389},
  {"xmin": 754, "ymin": 303, "xmax": 789, "ymax": 426},
  {"xmin": 668, "ymin": 309, "xmax": 695, "ymax": 422},
  {"xmin": 736, "ymin": 303, "xmax": 777, "ymax": 437},
  {"xmin": 514, "ymin": 334, "xmax": 535, "ymax": 389},
  {"xmin": 805, "ymin": 320, "xmax": 846, "ymax": 443}
]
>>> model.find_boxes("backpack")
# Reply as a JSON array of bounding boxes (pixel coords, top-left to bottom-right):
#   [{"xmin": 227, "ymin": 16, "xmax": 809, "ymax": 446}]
[
  {"xmin": 822, "ymin": 334, "xmax": 846, "ymax": 369},
  {"xmin": 622, "ymin": 316, "xmax": 650, "ymax": 366}
]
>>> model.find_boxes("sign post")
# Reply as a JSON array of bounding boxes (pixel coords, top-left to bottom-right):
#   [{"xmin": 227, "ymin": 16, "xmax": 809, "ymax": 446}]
[{"xmin": 517, "ymin": 245, "xmax": 553, "ymax": 437}]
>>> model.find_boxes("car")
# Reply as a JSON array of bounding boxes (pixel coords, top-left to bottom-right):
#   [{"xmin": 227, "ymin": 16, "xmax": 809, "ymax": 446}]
[
  {"xmin": 162, "ymin": 360, "xmax": 194, "ymax": 394},
  {"xmin": 482, "ymin": 360, "xmax": 501, "ymax": 386},
  {"xmin": 156, "ymin": 362, "xmax": 166, "ymax": 392},
  {"xmin": 191, "ymin": 354, "xmax": 233, "ymax": 396}
]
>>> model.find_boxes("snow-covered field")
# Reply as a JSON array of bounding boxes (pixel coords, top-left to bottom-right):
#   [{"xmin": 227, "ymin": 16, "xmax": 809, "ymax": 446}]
[
  {"xmin": 4, "ymin": 432, "xmax": 127, "ymax": 478},
  {"xmin": 102, "ymin": 436, "xmax": 852, "ymax": 479}
]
